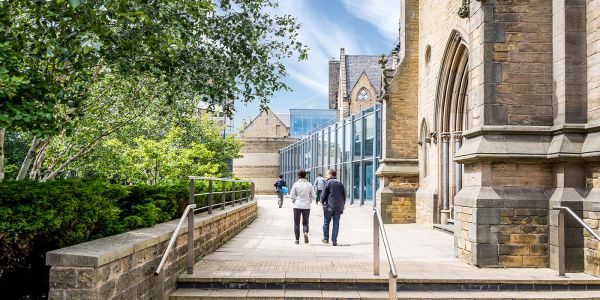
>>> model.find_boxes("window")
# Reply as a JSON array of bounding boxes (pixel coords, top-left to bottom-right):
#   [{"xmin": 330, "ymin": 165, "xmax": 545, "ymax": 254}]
[{"xmin": 357, "ymin": 88, "xmax": 371, "ymax": 101}]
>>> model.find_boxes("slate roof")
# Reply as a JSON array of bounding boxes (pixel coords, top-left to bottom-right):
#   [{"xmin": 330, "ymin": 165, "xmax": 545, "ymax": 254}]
[
  {"xmin": 344, "ymin": 55, "xmax": 392, "ymax": 96},
  {"xmin": 275, "ymin": 113, "xmax": 290, "ymax": 128}
]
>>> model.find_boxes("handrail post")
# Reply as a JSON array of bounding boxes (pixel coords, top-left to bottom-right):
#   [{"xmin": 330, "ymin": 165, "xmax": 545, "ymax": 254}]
[
  {"xmin": 558, "ymin": 208, "xmax": 566, "ymax": 277},
  {"xmin": 207, "ymin": 180, "xmax": 213, "ymax": 214},
  {"xmin": 374, "ymin": 211, "xmax": 380, "ymax": 276},
  {"xmin": 251, "ymin": 182, "xmax": 255, "ymax": 200},
  {"xmin": 388, "ymin": 271, "xmax": 396, "ymax": 300},
  {"xmin": 187, "ymin": 179, "xmax": 195, "ymax": 274},
  {"xmin": 232, "ymin": 181, "xmax": 236, "ymax": 207},
  {"xmin": 221, "ymin": 180, "xmax": 226, "ymax": 210}
]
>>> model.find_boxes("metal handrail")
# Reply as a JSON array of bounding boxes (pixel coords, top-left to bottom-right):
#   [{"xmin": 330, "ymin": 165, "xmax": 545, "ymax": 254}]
[
  {"xmin": 552, "ymin": 206, "xmax": 600, "ymax": 277},
  {"xmin": 373, "ymin": 207, "xmax": 397, "ymax": 299},
  {"xmin": 153, "ymin": 177, "xmax": 255, "ymax": 299},
  {"xmin": 154, "ymin": 204, "xmax": 197, "ymax": 276}
]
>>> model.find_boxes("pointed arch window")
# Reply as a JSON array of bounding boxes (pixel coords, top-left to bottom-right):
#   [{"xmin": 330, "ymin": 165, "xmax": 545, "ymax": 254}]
[{"xmin": 357, "ymin": 88, "xmax": 371, "ymax": 101}]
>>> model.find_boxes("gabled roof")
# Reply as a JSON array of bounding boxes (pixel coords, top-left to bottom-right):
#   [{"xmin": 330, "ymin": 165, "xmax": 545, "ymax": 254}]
[
  {"xmin": 275, "ymin": 113, "xmax": 290, "ymax": 128},
  {"xmin": 344, "ymin": 55, "xmax": 392, "ymax": 96}
]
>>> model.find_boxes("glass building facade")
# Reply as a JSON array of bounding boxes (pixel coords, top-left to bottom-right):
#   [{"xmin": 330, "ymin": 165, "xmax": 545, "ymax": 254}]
[
  {"xmin": 289, "ymin": 109, "xmax": 338, "ymax": 138},
  {"xmin": 280, "ymin": 104, "xmax": 382, "ymax": 205}
]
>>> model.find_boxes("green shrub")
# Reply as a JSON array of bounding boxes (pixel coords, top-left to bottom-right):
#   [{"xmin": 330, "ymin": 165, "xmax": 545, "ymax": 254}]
[{"xmin": 0, "ymin": 178, "xmax": 247, "ymax": 299}]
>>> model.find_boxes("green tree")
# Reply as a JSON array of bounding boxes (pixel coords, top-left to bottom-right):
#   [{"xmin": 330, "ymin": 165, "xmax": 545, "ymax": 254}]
[{"xmin": 0, "ymin": 0, "xmax": 307, "ymax": 180}]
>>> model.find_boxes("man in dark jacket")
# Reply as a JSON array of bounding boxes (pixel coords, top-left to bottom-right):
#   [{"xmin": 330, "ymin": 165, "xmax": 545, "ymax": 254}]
[{"xmin": 320, "ymin": 169, "xmax": 346, "ymax": 246}]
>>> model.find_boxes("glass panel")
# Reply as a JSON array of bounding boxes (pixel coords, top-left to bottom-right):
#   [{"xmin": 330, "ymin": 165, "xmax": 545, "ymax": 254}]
[
  {"xmin": 363, "ymin": 161, "xmax": 374, "ymax": 201},
  {"xmin": 344, "ymin": 163, "xmax": 351, "ymax": 199},
  {"xmin": 317, "ymin": 132, "xmax": 322, "ymax": 167},
  {"xmin": 364, "ymin": 114, "xmax": 375, "ymax": 157},
  {"xmin": 344, "ymin": 122, "xmax": 351, "ymax": 161},
  {"xmin": 353, "ymin": 119, "xmax": 362, "ymax": 160},
  {"xmin": 337, "ymin": 124, "xmax": 343, "ymax": 165},
  {"xmin": 353, "ymin": 162, "xmax": 361, "ymax": 200}
]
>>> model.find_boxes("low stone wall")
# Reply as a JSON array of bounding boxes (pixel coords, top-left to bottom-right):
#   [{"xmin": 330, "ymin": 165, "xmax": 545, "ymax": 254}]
[{"xmin": 46, "ymin": 200, "xmax": 257, "ymax": 299}]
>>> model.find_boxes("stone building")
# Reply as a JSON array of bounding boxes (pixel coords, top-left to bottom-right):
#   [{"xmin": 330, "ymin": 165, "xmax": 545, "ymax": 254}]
[
  {"xmin": 329, "ymin": 49, "xmax": 395, "ymax": 117},
  {"xmin": 234, "ymin": 109, "xmax": 293, "ymax": 193},
  {"xmin": 376, "ymin": 0, "xmax": 600, "ymax": 276}
]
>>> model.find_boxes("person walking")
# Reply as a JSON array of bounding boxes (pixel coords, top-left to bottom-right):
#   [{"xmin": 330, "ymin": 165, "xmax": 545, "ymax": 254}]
[
  {"xmin": 320, "ymin": 169, "xmax": 346, "ymax": 246},
  {"xmin": 274, "ymin": 175, "xmax": 287, "ymax": 208},
  {"xmin": 289, "ymin": 169, "xmax": 313, "ymax": 244},
  {"xmin": 313, "ymin": 173, "xmax": 326, "ymax": 205}
]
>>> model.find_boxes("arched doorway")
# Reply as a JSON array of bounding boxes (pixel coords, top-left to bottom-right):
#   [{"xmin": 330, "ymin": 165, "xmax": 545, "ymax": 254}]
[{"xmin": 434, "ymin": 31, "xmax": 470, "ymax": 224}]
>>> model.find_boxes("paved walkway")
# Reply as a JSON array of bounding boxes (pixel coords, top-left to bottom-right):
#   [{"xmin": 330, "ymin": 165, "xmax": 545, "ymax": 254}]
[{"xmin": 191, "ymin": 195, "xmax": 599, "ymax": 282}]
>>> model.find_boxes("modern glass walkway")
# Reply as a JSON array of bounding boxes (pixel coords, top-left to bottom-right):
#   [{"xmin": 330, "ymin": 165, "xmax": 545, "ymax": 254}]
[{"xmin": 279, "ymin": 104, "xmax": 382, "ymax": 205}]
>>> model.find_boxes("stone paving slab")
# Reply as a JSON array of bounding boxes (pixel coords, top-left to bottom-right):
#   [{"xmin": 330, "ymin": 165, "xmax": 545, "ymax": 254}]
[{"xmin": 184, "ymin": 196, "xmax": 600, "ymax": 285}]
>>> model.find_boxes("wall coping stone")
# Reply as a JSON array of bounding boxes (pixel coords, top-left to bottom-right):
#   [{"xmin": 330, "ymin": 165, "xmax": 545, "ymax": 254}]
[{"xmin": 46, "ymin": 200, "xmax": 257, "ymax": 268}]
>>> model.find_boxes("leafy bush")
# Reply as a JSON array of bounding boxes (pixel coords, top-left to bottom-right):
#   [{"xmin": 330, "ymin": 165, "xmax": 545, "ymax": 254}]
[{"xmin": 0, "ymin": 178, "xmax": 250, "ymax": 299}]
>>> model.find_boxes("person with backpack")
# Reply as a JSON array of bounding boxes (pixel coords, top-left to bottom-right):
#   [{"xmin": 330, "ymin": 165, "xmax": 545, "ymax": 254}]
[
  {"xmin": 289, "ymin": 169, "xmax": 313, "ymax": 244},
  {"xmin": 274, "ymin": 174, "xmax": 287, "ymax": 208},
  {"xmin": 313, "ymin": 173, "xmax": 326, "ymax": 205}
]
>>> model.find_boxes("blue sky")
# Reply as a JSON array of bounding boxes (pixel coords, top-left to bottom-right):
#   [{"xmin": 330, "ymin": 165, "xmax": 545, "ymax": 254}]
[{"xmin": 233, "ymin": 0, "xmax": 400, "ymax": 128}]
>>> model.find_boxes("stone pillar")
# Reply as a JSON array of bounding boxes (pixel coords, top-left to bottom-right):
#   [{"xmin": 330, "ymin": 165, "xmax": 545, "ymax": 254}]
[
  {"xmin": 454, "ymin": 132, "xmax": 463, "ymax": 197},
  {"xmin": 441, "ymin": 133, "xmax": 451, "ymax": 225},
  {"xmin": 549, "ymin": 163, "xmax": 586, "ymax": 272},
  {"xmin": 375, "ymin": 0, "xmax": 420, "ymax": 224}
]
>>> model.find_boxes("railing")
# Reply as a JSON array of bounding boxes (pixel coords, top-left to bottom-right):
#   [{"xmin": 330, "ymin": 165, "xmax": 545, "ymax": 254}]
[
  {"xmin": 553, "ymin": 206, "xmax": 600, "ymax": 277},
  {"xmin": 154, "ymin": 177, "xmax": 254, "ymax": 299},
  {"xmin": 373, "ymin": 207, "xmax": 398, "ymax": 299}
]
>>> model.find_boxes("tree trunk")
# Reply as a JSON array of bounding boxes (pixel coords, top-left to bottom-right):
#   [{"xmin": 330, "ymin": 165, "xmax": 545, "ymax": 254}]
[
  {"xmin": 30, "ymin": 139, "xmax": 50, "ymax": 180},
  {"xmin": 0, "ymin": 128, "xmax": 5, "ymax": 182},
  {"xmin": 17, "ymin": 137, "xmax": 40, "ymax": 180}
]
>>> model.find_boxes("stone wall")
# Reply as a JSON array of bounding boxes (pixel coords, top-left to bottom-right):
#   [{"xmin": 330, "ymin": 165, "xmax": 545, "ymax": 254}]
[
  {"xmin": 47, "ymin": 201, "xmax": 257, "ymax": 299},
  {"xmin": 387, "ymin": 176, "xmax": 419, "ymax": 224},
  {"xmin": 234, "ymin": 138, "xmax": 294, "ymax": 193},
  {"xmin": 416, "ymin": 0, "xmax": 468, "ymax": 225},
  {"xmin": 375, "ymin": 0, "xmax": 420, "ymax": 224},
  {"xmin": 584, "ymin": 163, "xmax": 600, "ymax": 276},
  {"xmin": 240, "ymin": 110, "xmax": 288, "ymax": 139},
  {"xmin": 455, "ymin": 162, "xmax": 551, "ymax": 268},
  {"xmin": 588, "ymin": 0, "xmax": 600, "ymax": 122}
]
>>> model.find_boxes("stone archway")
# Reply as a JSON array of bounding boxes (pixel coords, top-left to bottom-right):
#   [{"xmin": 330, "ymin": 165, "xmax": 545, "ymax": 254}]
[{"xmin": 434, "ymin": 30, "xmax": 469, "ymax": 225}]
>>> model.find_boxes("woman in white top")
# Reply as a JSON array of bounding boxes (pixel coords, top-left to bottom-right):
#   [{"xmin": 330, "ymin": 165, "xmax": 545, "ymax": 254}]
[{"xmin": 289, "ymin": 169, "xmax": 314, "ymax": 244}]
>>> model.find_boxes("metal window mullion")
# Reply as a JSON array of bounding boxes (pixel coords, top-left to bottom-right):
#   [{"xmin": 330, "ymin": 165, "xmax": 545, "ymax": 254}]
[
  {"xmin": 350, "ymin": 115, "xmax": 355, "ymax": 205},
  {"xmin": 360, "ymin": 110, "xmax": 366, "ymax": 206}
]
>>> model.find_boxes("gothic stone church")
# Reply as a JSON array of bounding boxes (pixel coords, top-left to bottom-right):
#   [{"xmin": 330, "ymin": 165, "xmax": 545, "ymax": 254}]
[{"xmin": 378, "ymin": 0, "xmax": 600, "ymax": 276}]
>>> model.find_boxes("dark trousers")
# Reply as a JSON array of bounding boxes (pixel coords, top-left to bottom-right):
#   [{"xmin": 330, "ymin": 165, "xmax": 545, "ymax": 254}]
[
  {"xmin": 323, "ymin": 209, "xmax": 341, "ymax": 242},
  {"xmin": 293, "ymin": 208, "xmax": 310, "ymax": 240},
  {"xmin": 316, "ymin": 189, "xmax": 322, "ymax": 204}
]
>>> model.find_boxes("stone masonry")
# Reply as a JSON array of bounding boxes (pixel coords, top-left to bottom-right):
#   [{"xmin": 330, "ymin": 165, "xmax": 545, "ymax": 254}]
[
  {"xmin": 47, "ymin": 201, "xmax": 257, "ymax": 299},
  {"xmin": 387, "ymin": 0, "xmax": 600, "ymax": 275},
  {"xmin": 376, "ymin": 0, "xmax": 420, "ymax": 225}
]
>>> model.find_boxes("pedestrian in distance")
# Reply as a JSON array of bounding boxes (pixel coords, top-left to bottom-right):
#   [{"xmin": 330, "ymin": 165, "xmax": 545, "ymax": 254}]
[
  {"xmin": 274, "ymin": 174, "xmax": 287, "ymax": 208},
  {"xmin": 313, "ymin": 173, "xmax": 326, "ymax": 205},
  {"xmin": 289, "ymin": 169, "xmax": 313, "ymax": 244},
  {"xmin": 320, "ymin": 169, "xmax": 346, "ymax": 246}
]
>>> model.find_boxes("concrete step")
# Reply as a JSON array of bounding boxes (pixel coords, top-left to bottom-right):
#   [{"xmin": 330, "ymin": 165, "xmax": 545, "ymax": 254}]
[
  {"xmin": 177, "ymin": 272, "xmax": 600, "ymax": 292},
  {"xmin": 170, "ymin": 288, "xmax": 600, "ymax": 299}
]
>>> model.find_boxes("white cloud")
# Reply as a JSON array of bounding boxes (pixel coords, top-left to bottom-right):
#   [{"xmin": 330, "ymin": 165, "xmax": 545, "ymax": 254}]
[
  {"xmin": 276, "ymin": 0, "xmax": 367, "ymax": 96},
  {"xmin": 340, "ymin": 0, "xmax": 400, "ymax": 42}
]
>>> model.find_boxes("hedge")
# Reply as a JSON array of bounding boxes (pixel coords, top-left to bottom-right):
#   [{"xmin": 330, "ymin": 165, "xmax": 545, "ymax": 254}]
[{"xmin": 0, "ymin": 178, "xmax": 251, "ymax": 299}]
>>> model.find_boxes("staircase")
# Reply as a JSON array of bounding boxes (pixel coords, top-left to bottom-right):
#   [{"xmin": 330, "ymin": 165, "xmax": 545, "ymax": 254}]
[{"xmin": 170, "ymin": 271, "xmax": 600, "ymax": 299}]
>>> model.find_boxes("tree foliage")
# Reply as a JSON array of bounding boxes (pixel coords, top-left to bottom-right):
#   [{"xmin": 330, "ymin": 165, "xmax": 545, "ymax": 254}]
[{"xmin": 0, "ymin": 0, "xmax": 306, "ymax": 180}]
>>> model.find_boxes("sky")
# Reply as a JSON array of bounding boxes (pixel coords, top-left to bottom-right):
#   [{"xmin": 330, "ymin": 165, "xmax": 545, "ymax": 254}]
[{"xmin": 233, "ymin": 0, "xmax": 400, "ymax": 128}]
